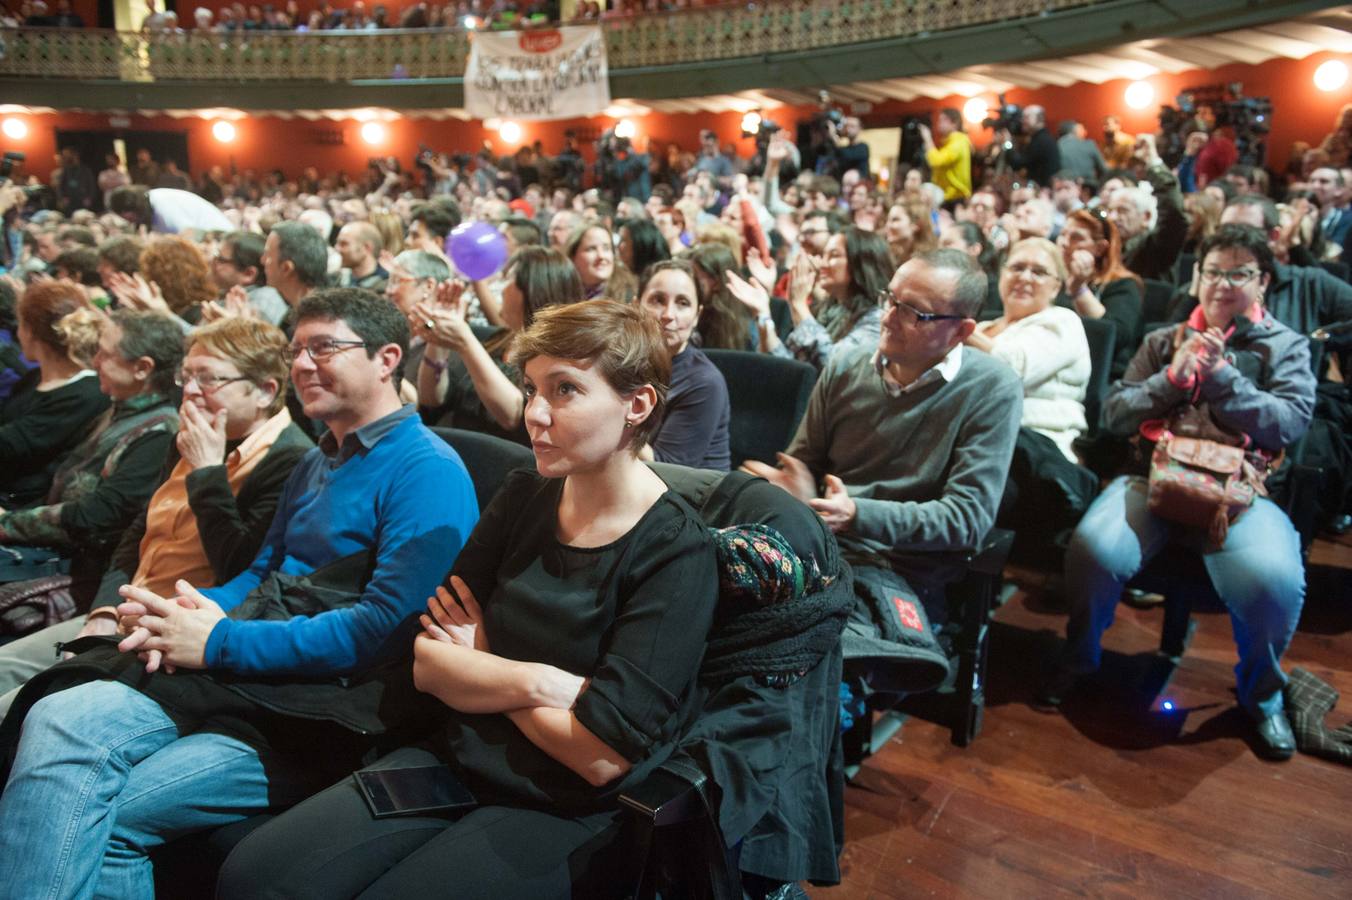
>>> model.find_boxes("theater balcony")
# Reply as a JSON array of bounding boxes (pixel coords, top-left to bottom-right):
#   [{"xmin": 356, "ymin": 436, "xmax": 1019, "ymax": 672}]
[{"xmin": 0, "ymin": 0, "xmax": 1341, "ymax": 112}]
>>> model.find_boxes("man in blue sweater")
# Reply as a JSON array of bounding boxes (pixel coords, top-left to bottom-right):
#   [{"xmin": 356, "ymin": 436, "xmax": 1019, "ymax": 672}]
[{"xmin": 0, "ymin": 288, "xmax": 480, "ymax": 900}]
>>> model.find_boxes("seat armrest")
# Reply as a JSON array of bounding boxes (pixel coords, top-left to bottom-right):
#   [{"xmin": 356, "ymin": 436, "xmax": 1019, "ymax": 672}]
[
  {"xmin": 618, "ymin": 754, "xmax": 711, "ymax": 827},
  {"xmin": 967, "ymin": 528, "xmax": 1014, "ymax": 577}
]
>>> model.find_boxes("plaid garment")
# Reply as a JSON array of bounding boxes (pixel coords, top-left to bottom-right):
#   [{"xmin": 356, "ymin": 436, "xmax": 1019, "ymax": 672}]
[{"xmin": 1284, "ymin": 667, "xmax": 1352, "ymax": 765}]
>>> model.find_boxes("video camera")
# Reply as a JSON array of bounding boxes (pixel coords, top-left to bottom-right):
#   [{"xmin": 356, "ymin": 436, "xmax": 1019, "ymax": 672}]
[
  {"xmin": 981, "ymin": 94, "xmax": 1023, "ymax": 137},
  {"xmin": 1157, "ymin": 83, "xmax": 1272, "ymax": 167}
]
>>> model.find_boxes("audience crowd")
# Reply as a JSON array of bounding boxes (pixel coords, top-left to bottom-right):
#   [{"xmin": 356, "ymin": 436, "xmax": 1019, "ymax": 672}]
[{"xmin": 0, "ymin": 89, "xmax": 1349, "ymax": 897}]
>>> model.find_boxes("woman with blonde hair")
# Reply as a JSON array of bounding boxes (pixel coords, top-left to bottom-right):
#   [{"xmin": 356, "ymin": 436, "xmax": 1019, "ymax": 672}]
[{"xmin": 0, "ymin": 281, "xmax": 109, "ymax": 507}]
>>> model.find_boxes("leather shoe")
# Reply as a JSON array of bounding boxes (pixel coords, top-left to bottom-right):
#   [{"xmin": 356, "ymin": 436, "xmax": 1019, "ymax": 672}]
[{"xmin": 1252, "ymin": 711, "xmax": 1296, "ymax": 761}]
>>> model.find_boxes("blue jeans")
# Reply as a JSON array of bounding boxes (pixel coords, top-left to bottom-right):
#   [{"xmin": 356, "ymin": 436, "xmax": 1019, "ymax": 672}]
[
  {"xmin": 1062, "ymin": 476, "xmax": 1305, "ymax": 718},
  {"xmin": 0, "ymin": 680, "xmax": 323, "ymax": 900}
]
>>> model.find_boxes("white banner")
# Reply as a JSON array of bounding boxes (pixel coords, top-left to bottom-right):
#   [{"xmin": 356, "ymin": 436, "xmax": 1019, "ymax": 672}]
[{"xmin": 464, "ymin": 26, "xmax": 610, "ymax": 121}]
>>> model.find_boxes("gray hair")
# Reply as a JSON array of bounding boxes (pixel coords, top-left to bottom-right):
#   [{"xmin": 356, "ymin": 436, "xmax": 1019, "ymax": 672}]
[
  {"xmin": 916, "ymin": 248, "xmax": 987, "ymax": 319},
  {"xmin": 392, "ymin": 250, "xmax": 451, "ymax": 283}
]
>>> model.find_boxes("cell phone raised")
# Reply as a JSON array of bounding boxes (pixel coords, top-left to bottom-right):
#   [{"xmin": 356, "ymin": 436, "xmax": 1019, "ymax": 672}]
[{"xmin": 353, "ymin": 764, "xmax": 477, "ymax": 819}]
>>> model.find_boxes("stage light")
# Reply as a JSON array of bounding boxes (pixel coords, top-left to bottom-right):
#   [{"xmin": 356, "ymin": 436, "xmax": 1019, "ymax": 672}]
[
  {"xmin": 1161, "ymin": 700, "xmax": 1175, "ymax": 712},
  {"xmin": 462, "ymin": 15, "xmax": 476, "ymax": 29},
  {"xmin": 1315, "ymin": 60, "xmax": 1348, "ymax": 92},
  {"xmin": 1125, "ymin": 81, "xmax": 1154, "ymax": 111},
  {"xmin": 211, "ymin": 120, "xmax": 236, "ymax": 144},
  {"xmin": 741, "ymin": 111, "xmax": 761, "ymax": 134},
  {"xmin": 1, "ymin": 118, "xmax": 27, "ymax": 140},
  {"xmin": 498, "ymin": 121, "xmax": 522, "ymax": 144},
  {"xmin": 614, "ymin": 118, "xmax": 636, "ymax": 140},
  {"xmin": 963, "ymin": 97, "xmax": 988, "ymax": 125},
  {"xmin": 360, "ymin": 121, "xmax": 387, "ymax": 146}
]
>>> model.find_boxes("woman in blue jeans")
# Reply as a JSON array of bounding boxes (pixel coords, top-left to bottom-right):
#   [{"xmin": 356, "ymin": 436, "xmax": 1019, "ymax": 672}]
[{"xmin": 1040, "ymin": 224, "xmax": 1316, "ymax": 761}]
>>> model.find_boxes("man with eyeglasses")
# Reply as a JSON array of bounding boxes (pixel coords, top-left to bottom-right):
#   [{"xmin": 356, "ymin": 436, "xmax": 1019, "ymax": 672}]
[
  {"xmin": 209, "ymin": 231, "xmax": 288, "ymax": 326},
  {"xmin": 0, "ymin": 289, "xmax": 480, "ymax": 898},
  {"xmin": 743, "ymin": 249, "xmax": 1022, "ymax": 694},
  {"xmin": 0, "ymin": 318, "xmax": 313, "ymax": 717}
]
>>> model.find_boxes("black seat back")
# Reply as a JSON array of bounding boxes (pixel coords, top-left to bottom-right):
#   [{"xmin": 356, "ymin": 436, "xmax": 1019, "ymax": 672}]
[
  {"xmin": 432, "ymin": 427, "xmax": 536, "ymax": 511},
  {"xmin": 1080, "ymin": 317, "xmax": 1117, "ymax": 437},
  {"xmin": 701, "ymin": 349, "xmax": 817, "ymax": 468},
  {"xmin": 1142, "ymin": 279, "xmax": 1175, "ymax": 324}
]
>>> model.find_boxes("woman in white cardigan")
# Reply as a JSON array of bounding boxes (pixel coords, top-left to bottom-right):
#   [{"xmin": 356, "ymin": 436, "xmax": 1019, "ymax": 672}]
[{"xmin": 965, "ymin": 237, "xmax": 1091, "ymax": 462}]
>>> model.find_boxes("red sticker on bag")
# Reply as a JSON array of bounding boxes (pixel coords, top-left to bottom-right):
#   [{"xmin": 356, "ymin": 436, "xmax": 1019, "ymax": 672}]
[{"xmin": 893, "ymin": 597, "xmax": 923, "ymax": 632}]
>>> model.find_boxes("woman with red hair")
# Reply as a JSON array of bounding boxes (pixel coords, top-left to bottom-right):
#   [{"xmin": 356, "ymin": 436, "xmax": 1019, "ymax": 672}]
[{"xmin": 1057, "ymin": 208, "xmax": 1143, "ymax": 378}]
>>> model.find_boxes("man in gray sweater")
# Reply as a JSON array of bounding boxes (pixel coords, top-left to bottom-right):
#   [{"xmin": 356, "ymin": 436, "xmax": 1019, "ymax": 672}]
[{"xmin": 745, "ymin": 249, "xmax": 1023, "ymax": 689}]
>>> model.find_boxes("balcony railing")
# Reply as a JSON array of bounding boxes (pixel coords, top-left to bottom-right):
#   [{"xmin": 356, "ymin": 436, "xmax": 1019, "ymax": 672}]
[{"xmin": 0, "ymin": 0, "xmax": 1098, "ymax": 82}]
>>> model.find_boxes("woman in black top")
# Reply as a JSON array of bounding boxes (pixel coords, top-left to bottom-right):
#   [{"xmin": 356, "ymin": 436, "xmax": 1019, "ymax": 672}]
[
  {"xmin": 1057, "ymin": 208, "xmax": 1144, "ymax": 379},
  {"xmin": 635, "ymin": 259, "xmax": 731, "ymax": 469},
  {"xmin": 414, "ymin": 247, "xmax": 582, "ymax": 442},
  {"xmin": 0, "ymin": 281, "xmax": 109, "ymax": 508},
  {"xmin": 220, "ymin": 300, "xmax": 719, "ymax": 899}
]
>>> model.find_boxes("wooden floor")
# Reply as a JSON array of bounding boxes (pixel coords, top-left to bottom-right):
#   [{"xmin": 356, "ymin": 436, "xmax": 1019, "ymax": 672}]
[{"xmin": 813, "ymin": 532, "xmax": 1352, "ymax": 899}]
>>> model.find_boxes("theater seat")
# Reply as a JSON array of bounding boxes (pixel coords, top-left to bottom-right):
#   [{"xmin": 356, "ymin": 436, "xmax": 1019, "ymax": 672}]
[
  {"xmin": 626, "ymin": 464, "xmax": 851, "ymax": 897},
  {"xmin": 432, "ymin": 426, "xmax": 536, "ymax": 511},
  {"xmin": 701, "ymin": 349, "xmax": 817, "ymax": 468}
]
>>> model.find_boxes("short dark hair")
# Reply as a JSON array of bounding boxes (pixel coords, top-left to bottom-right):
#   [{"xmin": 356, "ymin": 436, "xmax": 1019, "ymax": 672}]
[
  {"xmin": 1197, "ymin": 223, "xmax": 1275, "ymax": 280},
  {"xmin": 271, "ymin": 222, "xmax": 328, "ymax": 288},
  {"xmin": 225, "ymin": 231, "xmax": 266, "ymax": 283},
  {"xmin": 502, "ymin": 217, "xmax": 542, "ymax": 250},
  {"xmin": 938, "ymin": 108, "xmax": 962, "ymax": 128},
  {"xmin": 295, "ymin": 287, "xmax": 410, "ymax": 383},
  {"xmin": 108, "ymin": 186, "xmax": 153, "ymax": 224},
  {"xmin": 110, "ymin": 309, "xmax": 185, "ymax": 395},
  {"xmin": 58, "ymin": 226, "xmax": 96, "ymax": 248},
  {"xmin": 1227, "ymin": 194, "xmax": 1280, "ymax": 232},
  {"xmin": 97, "ymin": 235, "xmax": 143, "ymax": 277},
  {"xmin": 410, "ymin": 200, "xmax": 461, "ymax": 241},
  {"xmin": 916, "ymin": 248, "xmax": 987, "ymax": 319},
  {"xmin": 507, "ymin": 246, "xmax": 584, "ymax": 329},
  {"xmin": 54, "ymin": 247, "xmax": 101, "ymax": 286}
]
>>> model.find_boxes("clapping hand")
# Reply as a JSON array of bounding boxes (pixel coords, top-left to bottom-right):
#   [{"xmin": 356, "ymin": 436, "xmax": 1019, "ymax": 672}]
[
  {"xmin": 809, "ymin": 474, "xmax": 856, "ymax": 533},
  {"xmin": 744, "ymin": 246, "xmax": 778, "ymax": 293},
  {"xmin": 412, "ymin": 280, "xmax": 471, "ymax": 352},
  {"xmin": 201, "ymin": 285, "xmax": 259, "ymax": 323},
  {"xmin": 108, "ymin": 271, "xmax": 171, "ymax": 316},
  {"xmin": 786, "ymin": 249, "xmax": 819, "ymax": 315},
  {"xmin": 740, "ymin": 452, "xmax": 817, "ymax": 505},
  {"xmin": 725, "ymin": 269, "xmax": 771, "ymax": 318}
]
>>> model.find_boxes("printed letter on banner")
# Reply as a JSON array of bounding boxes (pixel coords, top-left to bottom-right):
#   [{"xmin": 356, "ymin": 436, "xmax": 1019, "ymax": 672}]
[{"xmin": 464, "ymin": 26, "xmax": 610, "ymax": 121}]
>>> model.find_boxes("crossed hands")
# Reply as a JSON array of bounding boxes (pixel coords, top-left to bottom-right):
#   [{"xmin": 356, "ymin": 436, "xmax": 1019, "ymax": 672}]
[
  {"xmin": 419, "ymin": 575, "xmax": 490, "ymax": 653},
  {"xmin": 740, "ymin": 453, "xmax": 856, "ymax": 533},
  {"xmin": 116, "ymin": 580, "xmax": 227, "ymax": 674}
]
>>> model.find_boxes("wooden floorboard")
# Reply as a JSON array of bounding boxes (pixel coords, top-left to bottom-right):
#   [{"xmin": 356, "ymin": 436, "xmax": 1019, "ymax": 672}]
[{"xmin": 812, "ymin": 532, "xmax": 1352, "ymax": 899}]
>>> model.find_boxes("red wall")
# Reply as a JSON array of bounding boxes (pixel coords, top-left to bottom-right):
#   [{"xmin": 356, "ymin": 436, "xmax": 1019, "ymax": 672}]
[{"xmin": 3, "ymin": 50, "xmax": 1345, "ymax": 184}]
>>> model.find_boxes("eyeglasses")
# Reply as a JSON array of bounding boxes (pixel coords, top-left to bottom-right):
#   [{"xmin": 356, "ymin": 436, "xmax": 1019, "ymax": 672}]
[
  {"xmin": 281, "ymin": 338, "xmax": 369, "ymax": 365},
  {"xmin": 1199, "ymin": 267, "xmax": 1262, "ymax": 288},
  {"xmin": 175, "ymin": 370, "xmax": 249, "ymax": 391},
  {"xmin": 1003, "ymin": 262, "xmax": 1059, "ymax": 281},
  {"xmin": 877, "ymin": 290, "xmax": 967, "ymax": 324}
]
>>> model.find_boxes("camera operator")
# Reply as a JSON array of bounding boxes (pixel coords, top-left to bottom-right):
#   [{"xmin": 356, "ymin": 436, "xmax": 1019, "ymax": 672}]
[
  {"xmin": 816, "ymin": 115, "xmax": 870, "ymax": 182},
  {"xmin": 0, "ymin": 183, "xmax": 26, "ymax": 277},
  {"xmin": 594, "ymin": 130, "xmax": 651, "ymax": 204},
  {"xmin": 550, "ymin": 133, "xmax": 586, "ymax": 195},
  {"xmin": 917, "ymin": 108, "xmax": 972, "ymax": 203},
  {"xmin": 998, "ymin": 105, "xmax": 1060, "ymax": 188}
]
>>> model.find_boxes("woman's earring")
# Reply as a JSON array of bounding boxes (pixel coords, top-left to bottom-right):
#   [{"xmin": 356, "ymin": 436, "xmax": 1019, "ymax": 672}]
[{"xmin": 624, "ymin": 421, "xmax": 634, "ymax": 429}]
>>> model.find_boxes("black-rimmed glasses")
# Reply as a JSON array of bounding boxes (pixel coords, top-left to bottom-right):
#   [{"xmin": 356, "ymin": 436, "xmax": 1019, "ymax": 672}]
[
  {"xmin": 281, "ymin": 339, "xmax": 369, "ymax": 365},
  {"xmin": 877, "ymin": 290, "xmax": 967, "ymax": 324}
]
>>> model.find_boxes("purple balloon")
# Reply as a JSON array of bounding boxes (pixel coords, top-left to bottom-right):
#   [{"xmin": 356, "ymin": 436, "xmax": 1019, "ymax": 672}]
[{"xmin": 446, "ymin": 221, "xmax": 509, "ymax": 282}]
